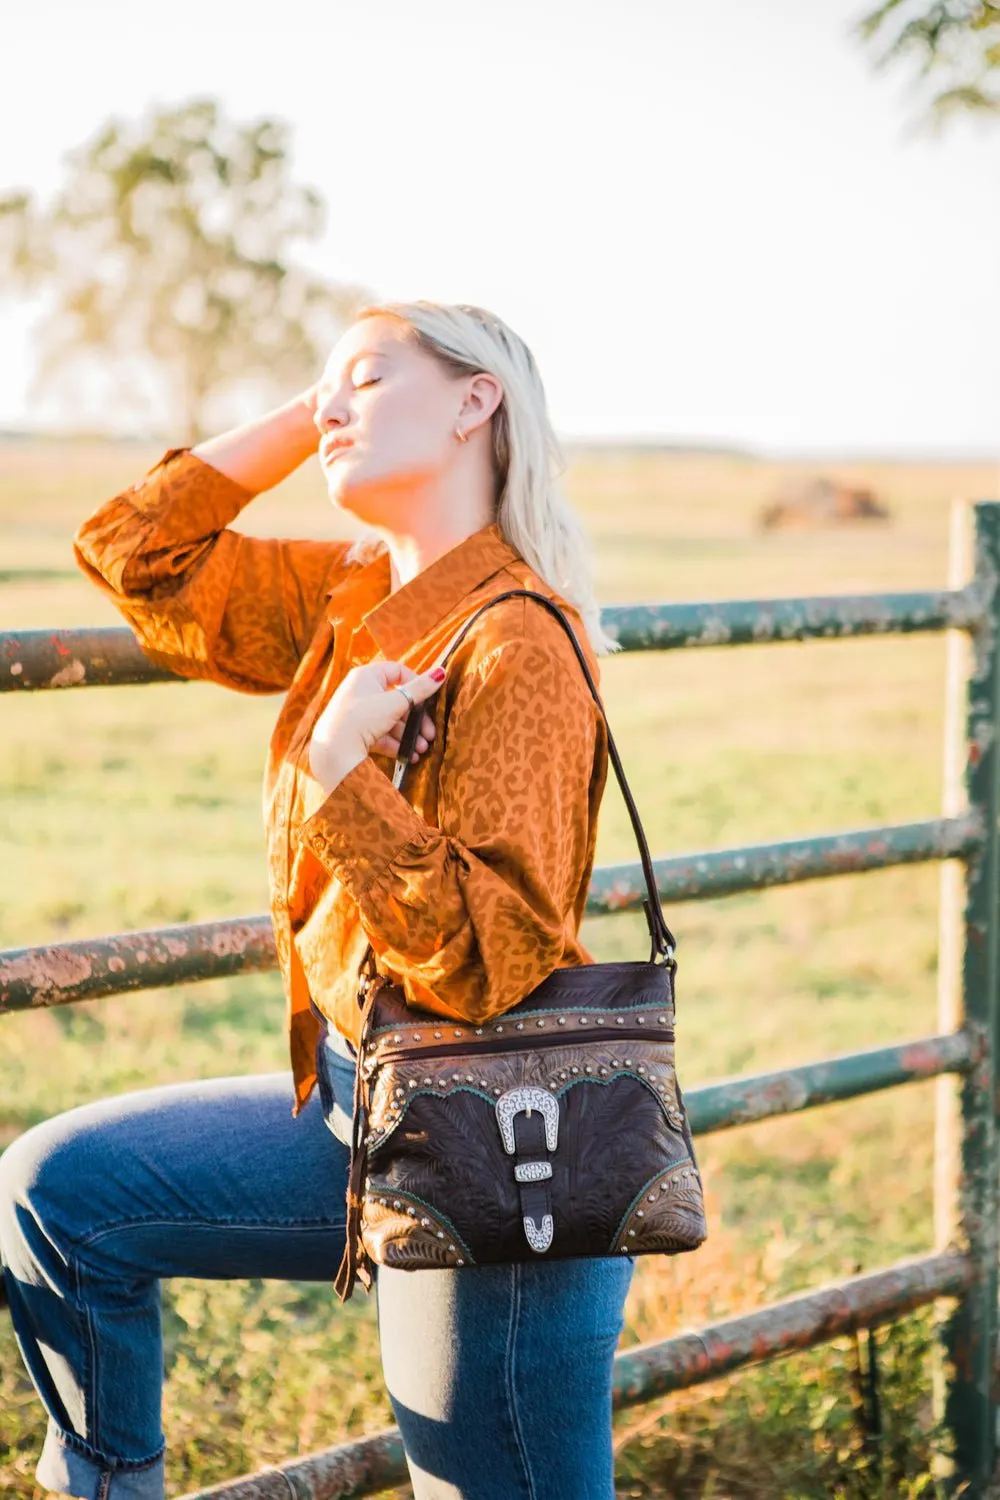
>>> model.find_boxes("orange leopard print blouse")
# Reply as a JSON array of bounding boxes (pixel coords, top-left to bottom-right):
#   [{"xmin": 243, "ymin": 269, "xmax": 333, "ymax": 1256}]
[{"xmin": 74, "ymin": 448, "xmax": 610, "ymax": 1112}]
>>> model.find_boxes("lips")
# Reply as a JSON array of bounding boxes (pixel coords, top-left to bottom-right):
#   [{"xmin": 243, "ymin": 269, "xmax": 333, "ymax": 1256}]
[{"xmin": 321, "ymin": 439, "xmax": 355, "ymax": 464}]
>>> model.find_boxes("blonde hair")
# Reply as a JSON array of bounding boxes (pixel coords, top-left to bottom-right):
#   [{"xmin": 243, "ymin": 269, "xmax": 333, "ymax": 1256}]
[{"xmin": 342, "ymin": 300, "xmax": 620, "ymax": 658}]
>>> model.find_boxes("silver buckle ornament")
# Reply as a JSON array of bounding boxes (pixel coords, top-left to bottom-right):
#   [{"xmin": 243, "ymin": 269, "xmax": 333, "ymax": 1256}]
[{"xmin": 495, "ymin": 1087, "xmax": 558, "ymax": 1253}]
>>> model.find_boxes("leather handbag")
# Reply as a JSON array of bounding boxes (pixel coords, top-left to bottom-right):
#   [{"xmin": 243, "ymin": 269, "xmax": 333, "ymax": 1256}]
[{"xmin": 334, "ymin": 589, "xmax": 707, "ymax": 1301}]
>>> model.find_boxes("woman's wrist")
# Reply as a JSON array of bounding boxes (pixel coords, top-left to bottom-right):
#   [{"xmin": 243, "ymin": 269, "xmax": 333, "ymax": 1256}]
[
  {"xmin": 313, "ymin": 744, "xmax": 367, "ymax": 797},
  {"xmin": 190, "ymin": 391, "xmax": 321, "ymax": 495}
]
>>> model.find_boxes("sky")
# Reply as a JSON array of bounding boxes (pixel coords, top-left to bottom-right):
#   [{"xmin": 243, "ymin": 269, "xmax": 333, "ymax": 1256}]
[{"xmin": 1, "ymin": 0, "xmax": 998, "ymax": 458}]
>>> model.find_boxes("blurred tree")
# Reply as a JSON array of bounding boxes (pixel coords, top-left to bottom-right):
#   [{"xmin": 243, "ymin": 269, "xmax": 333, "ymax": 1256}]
[
  {"xmin": 854, "ymin": 0, "xmax": 1000, "ymax": 131},
  {"xmin": 0, "ymin": 98, "xmax": 367, "ymax": 440}
]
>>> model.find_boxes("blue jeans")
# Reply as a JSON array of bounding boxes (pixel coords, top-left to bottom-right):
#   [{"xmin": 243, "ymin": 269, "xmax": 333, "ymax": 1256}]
[{"xmin": 0, "ymin": 1024, "xmax": 634, "ymax": 1500}]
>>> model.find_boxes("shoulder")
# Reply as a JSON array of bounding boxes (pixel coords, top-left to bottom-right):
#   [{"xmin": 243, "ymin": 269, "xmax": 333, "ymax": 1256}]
[{"xmin": 445, "ymin": 564, "xmax": 601, "ymax": 716}]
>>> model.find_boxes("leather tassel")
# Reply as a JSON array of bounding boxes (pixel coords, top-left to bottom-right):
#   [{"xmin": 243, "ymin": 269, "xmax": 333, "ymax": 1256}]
[{"xmin": 333, "ymin": 976, "xmax": 382, "ymax": 1302}]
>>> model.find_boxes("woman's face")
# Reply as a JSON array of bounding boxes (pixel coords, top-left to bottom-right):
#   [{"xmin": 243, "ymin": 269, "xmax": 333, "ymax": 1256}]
[{"xmin": 314, "ymin": 315, "xmax": 471, "ymax": 526}]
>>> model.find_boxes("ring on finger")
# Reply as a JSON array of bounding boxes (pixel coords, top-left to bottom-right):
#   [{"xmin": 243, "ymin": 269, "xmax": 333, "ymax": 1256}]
[{"xmin": 395, "ymin": 683, "xmax": 415, "ymax": 709}]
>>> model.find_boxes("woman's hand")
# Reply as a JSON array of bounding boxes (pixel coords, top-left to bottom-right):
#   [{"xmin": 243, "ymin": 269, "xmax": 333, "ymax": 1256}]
[
  {"xmin": 300, "ymin": 381, "xmax": 321, "ymax": 421},
  {"xmin": 309, "ymin": 660, "xmax": 446, "ymax": 794}
]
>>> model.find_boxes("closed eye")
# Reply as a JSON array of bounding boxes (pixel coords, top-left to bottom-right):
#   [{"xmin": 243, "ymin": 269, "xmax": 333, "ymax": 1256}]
[{"xmin": 354, "ymin": 377, "xmax": 381, "ymax": 389}]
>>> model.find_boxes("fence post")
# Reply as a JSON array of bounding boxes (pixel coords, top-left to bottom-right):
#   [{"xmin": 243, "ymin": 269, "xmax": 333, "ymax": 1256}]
[
  {"xmin": 934, "ymin": 499, "xmax": 972, "ymax": 1466},
  {"xmin": 936, "ymin": 499, "xmax": 973, "ymax": 1254},
  {"xmin": 944, "ymin": 499, "xmax": 1000, "ymax": 1490}
]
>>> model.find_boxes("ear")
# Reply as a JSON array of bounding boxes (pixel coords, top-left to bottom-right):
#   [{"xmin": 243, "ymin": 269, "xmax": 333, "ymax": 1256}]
[{"xmin": 459, "ymin": 372, "xmax": 504, "ymax": 435}]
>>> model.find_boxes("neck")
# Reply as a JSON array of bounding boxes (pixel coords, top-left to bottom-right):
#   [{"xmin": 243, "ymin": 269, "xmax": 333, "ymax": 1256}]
[
  {"xmin": 384, "ymin": 522, "xmax": 490, "ymax": 592},
  {"xmin": 382, "ymin": 468, "xmax": 496, "ymax": 593}
]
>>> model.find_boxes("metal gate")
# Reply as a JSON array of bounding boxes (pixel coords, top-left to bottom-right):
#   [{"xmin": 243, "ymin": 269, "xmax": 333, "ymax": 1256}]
[{"xmin": 2, "ymin": 502, "xmax": 998, "ymax": 1497}]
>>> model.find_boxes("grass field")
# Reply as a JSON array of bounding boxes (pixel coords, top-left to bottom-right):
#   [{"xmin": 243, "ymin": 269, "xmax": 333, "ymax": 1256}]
[{"xmin": 1, "ymin": 439, "xmax": 998, "ymax": 1497}]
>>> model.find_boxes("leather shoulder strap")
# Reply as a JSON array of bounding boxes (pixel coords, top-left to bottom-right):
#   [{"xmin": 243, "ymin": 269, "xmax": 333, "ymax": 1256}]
[{"xmin": 393, "ymin": 588, "xmax": 675, "ymax": 963}]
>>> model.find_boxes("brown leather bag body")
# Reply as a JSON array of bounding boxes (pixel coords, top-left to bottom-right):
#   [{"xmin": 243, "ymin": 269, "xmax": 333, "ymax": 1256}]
[{"xmin": 334, "ymin": 590, "xmax": 707, "ymax": 1300}]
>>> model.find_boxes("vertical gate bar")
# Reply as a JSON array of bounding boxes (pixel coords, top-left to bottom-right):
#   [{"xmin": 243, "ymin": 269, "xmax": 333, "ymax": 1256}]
[
  {"xmin": 934, "ymin": 500, "xmax": 974, "ymax": 1464},
  {"xmin": 936, "ymin": 498, "xmax": 973, "ymax": 1255},
  {"xmin": 944, "ymin": 499, "xmax": 1000, "ymax": 1492}
]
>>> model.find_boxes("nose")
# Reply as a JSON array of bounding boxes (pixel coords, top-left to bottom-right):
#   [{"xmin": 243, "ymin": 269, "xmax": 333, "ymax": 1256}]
[{"xmin": 315, "ymin": 394, "xmax": 349, "ymax": 433}]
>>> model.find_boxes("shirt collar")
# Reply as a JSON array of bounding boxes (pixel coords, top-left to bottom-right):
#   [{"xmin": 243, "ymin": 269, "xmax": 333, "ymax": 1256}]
[{"xmin": 326, "ymin": 521, "xmax": 522, "ymax": 661}]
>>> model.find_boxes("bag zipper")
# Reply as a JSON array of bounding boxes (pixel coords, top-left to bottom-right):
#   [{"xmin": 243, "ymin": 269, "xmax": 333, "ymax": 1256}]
[{"xmin": 369, "ymin": 1023, "xmax": 674, "ymax": 1067}]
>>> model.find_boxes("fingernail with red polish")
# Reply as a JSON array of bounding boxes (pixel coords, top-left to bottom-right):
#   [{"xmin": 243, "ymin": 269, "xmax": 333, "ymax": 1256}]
[{"xmin": 431, "ymin": 667, "xmax": 446, "ymax": 681}]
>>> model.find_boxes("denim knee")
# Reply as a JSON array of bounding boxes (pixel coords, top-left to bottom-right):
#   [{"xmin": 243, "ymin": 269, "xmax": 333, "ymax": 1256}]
[
  {"xmin": 3, "ymin": 1105, "xmax": 102, "ymax": 1271},
  {"xmin": 0, "ymin": 1108, "xmax": 170, "ymax": 1493},
  {"xmin": 0, "ymin": 1119, "xmax": 60, "ymax": 1280}
]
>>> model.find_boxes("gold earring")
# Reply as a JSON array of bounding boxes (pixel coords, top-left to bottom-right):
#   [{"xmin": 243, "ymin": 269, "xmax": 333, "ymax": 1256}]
[{"xmin": 455, "ymin": 426, "xmax": 469, "ymax": 444}]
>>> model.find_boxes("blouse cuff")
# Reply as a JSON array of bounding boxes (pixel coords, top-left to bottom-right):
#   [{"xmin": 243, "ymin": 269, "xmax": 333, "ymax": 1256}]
[
  {"xmin": 127, "ymin": 447, "xmax": 255, "ymax": 527},
  {"xmin": 298, "ymin": 756, "xmax": 433, "ymax": 902}
]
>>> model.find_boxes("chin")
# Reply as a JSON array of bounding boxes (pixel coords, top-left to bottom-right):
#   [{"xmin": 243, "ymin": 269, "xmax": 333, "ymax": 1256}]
[
  {"xmin": 326, "ymin": 465, "xmax": 416, "ymax": 529},
  {"xmin": 324, "ymin": 465, "xmax": 360, "ymax": 511},
  {"xmin": 326, "ymin": 481, "xmax": 385, "ymax": 531}
]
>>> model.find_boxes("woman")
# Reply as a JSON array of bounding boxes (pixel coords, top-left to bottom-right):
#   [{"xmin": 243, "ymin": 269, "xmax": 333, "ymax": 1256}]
[{"xmin": 0, "ymin": 301, "xmax": 632, "ymax": 1500}]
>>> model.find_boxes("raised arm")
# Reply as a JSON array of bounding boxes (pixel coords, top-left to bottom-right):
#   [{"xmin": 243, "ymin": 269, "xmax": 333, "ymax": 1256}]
[
  {"xmin": 74, "ymin": 389, "xmax": 351, "ymax": 694},
  {"xmin": 189, "ymin": 386, "xmax": 321, "ymax": 493}
]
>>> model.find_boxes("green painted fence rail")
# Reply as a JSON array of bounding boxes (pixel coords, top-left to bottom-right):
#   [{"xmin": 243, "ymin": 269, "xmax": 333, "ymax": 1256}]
[
  {"xmin": 687, "ymin": 1029, "xmax": 979, "ymax": 1134},
  {"xmin": 3, "ymin": 504, "xmax": 1000, "ymax": 1496},
  {"xmin": 0, "ymin": 584, "xmax": 987, "ymax": 692},
  {"xmin": 0, "ymin": 816, "xmax": 982, "ymax": 1013},
  {"xmin": 176, "ymin": 1251, "xmax": 975, "ymax": 1500}
]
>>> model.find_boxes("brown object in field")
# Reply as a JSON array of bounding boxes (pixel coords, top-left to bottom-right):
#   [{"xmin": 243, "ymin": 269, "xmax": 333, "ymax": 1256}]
[{"xmin": 759, "ymin": 477, "xmax": 892, "ymax": 530}]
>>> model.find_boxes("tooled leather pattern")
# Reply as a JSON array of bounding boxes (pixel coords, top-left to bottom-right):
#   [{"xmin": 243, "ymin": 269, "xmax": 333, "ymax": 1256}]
[
  {"xmin": 365, "ymin": 1038, "xmax": 687, "ymax": 1149},
  {"xmin": 611, "ymin": 1160, "xmax": 708, "ymax": 1255},
  {"xmin": 359, "ymin": 969, "xmax": 701, "ymax": 1265},
  {"xmin": 361, "ymin": 1192, "xmax": 475, "ymax": 1268},
  {"xmin": 362, "ymin": 1068, "xmax": 703, "ymax": 1263}
]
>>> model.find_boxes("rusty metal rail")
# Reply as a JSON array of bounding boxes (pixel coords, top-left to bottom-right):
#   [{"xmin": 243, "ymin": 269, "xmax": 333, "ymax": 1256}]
[
  {"xmin": 687, "ymin": 1028, "xmax": 978, "ymax": 1134},
  {"xmin": 0, "ymin": 585, "xmax": 984, "ymax": 692},
  {"xmin": 1, "ymin": 816, "xmax": 981, "ymax": 1013},
  {"xmin": 1, "ymin": 627, "xmax": 179, "ymax": 691},
  {"xmin": 0, "ymin": 1033, "xmax": 974, "ymax": 1335},
  {"xmin": 605, "ymin": 587, "xmax": 983, "ymax": 651},
  {"xmin": 0, "ymin": 915, "xmax": 277, "ymax": 1012},
  {"xmin": 4, "ymin": 504, "xmax": 1000, "ymax": 1494},
  {"xmin": 177, "ymin": 1251, "xmax": 974, "ymax": 1500},
  {"xmin": 590, "ymin": 811, "xmax": 981, "ymax": 909}
]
